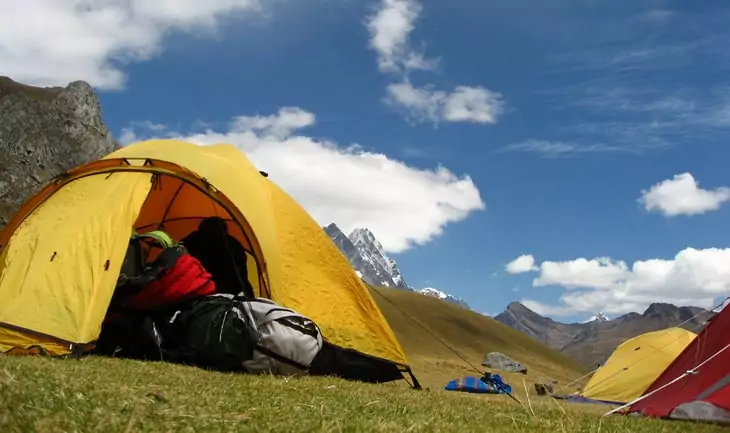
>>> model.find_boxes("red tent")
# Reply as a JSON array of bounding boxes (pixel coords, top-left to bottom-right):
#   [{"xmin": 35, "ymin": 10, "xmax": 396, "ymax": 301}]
[{"xmin": 624, "ymin": 307, "xmax": 730, "ymax": 424}]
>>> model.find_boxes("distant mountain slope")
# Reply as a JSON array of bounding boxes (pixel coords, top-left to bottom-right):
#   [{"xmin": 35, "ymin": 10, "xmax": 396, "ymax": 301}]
[
  {"xmin": 369, "ymin": 285, "xmax": 587, "ymax": 390},
  {"xmin": 494, "ymin": 302, "xmax": 582, "ymax": 350},
  {"xmin": 494, "ymin": 302, "xmax": 715, "ymax": 368}
]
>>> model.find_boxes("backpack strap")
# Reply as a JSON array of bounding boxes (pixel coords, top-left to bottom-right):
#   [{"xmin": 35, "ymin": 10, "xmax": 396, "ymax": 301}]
[{"xmin": 252, "ymin": 344, "xmax": 311, "ymax": 371}]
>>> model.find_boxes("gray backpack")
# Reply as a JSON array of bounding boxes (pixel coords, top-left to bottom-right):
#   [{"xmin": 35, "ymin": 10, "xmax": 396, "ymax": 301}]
[{"xmin": 242, "ymin": 298, "xmax": 324, "ymax": 376}]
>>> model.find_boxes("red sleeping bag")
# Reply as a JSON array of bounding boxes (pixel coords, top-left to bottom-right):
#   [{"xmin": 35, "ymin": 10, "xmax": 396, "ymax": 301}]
[{"xmin": 126, "ymin": 247, "xmax": 217, "ymax": 310}]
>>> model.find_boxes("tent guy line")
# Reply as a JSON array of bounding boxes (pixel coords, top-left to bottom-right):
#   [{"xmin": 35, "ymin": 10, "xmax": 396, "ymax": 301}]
[{"xmin": 371, "ymin": 286, "xmax": 529, "ymax": 412}]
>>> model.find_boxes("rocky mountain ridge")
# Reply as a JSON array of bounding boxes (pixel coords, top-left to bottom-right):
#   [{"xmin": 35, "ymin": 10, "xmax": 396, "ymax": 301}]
[
  {"xmin": 494, "ymin": 301, "xmax": 716, "ymax": 368},
  {"xmin": 0, "ymin": 76, "xmax": 119, "ymax": 228},
  {"xmin": 324, "ymin": 223, "xmax": 470, "ymax": 309},
  {"xmin": 324, "ymin": 223, "xmax": 408, "ymax": 289}
]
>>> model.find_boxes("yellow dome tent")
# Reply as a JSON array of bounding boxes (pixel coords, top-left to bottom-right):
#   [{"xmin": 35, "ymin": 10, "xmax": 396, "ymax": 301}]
[
  {"xmin": 0, "ymin": 139, "xmax": 416, "ymax": 385},
  {"xmin": 579, "ymin": 327, "xmax": 696, "ymax": 404}
]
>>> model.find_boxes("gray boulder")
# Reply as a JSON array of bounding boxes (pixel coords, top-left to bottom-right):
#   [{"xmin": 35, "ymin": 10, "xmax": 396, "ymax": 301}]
[{"xmin": 482, "ymin": 352, "xmax": 527, "ymax": 374}]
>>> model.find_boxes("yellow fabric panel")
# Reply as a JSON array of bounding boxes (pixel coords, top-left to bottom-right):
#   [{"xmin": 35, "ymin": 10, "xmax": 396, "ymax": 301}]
[
  {"xmin": 264, "ymin": 181, "xmax": 409, "ymax": 366},
  {"xmin": 0, "ymin": 172, "xmax": 153, "ymax": 343},
  {"xmin": 247, "ymin": 254, "xmax": 261, "ymax": 296},
  {"xmin": 105, "ymin": 139, "xmax": 410, "ymax": 366},
  {"xmin": 581, "ymin": 327, "xmax": 697, "ymax": 403},
  {"xmin": 0, "ymin": 327, "xmax": 72, "ymax": 356}
]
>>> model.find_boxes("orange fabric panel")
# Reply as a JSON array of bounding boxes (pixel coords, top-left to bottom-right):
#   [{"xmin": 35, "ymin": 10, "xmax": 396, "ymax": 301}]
[
  {"xmin": 131, "ymin": 174, "xmax": 262, "ymax": 293},
  {"xmin": 134, "ymin": 176, "xmax": 253, "ymax": 250}
]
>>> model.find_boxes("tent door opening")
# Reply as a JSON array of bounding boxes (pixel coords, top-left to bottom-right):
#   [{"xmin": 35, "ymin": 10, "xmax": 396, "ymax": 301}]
[{"xmin": 130, "ymin": 172, "xmax": 266, "ymax": 298}]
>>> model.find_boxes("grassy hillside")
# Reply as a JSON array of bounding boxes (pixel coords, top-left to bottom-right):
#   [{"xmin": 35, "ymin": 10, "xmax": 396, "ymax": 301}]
[{"xmin": 369, "ymin": 286, "xmax": 589, "ymax": 393}]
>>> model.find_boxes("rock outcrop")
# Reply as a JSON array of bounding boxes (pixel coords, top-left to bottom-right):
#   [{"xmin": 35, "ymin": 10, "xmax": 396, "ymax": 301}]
[
  {"xmin": 0, "ymin": 76, "xmax": 119, "ymax": 228},
  {"xmin": 482, "ymin": 351, "xmax": 528, "ymax": 375}
]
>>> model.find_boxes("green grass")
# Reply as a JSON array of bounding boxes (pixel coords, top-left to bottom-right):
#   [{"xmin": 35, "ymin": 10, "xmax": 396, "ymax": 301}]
[
  {"xmin": 370, "ymin": 286, "xmax": 588, "ymax": 392},
  {"xmin": 0, "ymin": 356, "xmax": 725, "ymax": 432},
  {"xmin": 1, "ymin": 286, "xmax": 723, "ymax": 431}
]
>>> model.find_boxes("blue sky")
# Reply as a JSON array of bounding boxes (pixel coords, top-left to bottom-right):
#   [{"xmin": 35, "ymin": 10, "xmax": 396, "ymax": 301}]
[{"xmin": 5, "ymin": 0, "xmax": 730, "ymax": 322}]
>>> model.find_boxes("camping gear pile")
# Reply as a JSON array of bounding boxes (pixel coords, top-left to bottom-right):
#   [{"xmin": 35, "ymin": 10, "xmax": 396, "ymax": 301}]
[
  {"xmin": 0, "ymin": 139, "xmax": 420, "ymax": 388},
  {"xmin": 95, "ymin": 227, "xmax": 325, "ymax": 376},
  {"xmin": 444, "ymin": 372, "xmax": 512, "ymax": 395}
]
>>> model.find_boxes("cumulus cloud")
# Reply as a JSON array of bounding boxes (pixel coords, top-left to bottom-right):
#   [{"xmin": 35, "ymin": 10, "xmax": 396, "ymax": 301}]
[
  {"xmin": 505, "ymin": 254, "xmax": 538, "ymax": 274},
  {"xmin": 520, "ymin": 301, "xmax": 577, "ymax": 317},
  {"xmin": 0, "ymin": 0, "xmax": 265, "ymax": 89},
  {"xmin": 534, "ymin": 257, "xmax": 629, "ymax": 290},
  {"xmin": 517, "ymin": 248, "xmax": 730, "ymax": 316},
  {"xmin": 119, "ymin": 121, "xmax": 169, "ymax": 145},
  {"xmin": 230, "ymin": 107, "xmax": 316, "ymax": 139},
  {"xmin": 121, "ymin": 107, "xmax": 485, "ymax": 253},
  {"xmin": 386, "ymin": 81, "xmax": 504, "ymax": 125},
  {"xmin": 499, "ymin": 139, "xmax": 630, "ymax": 157},
  {"xmin": 366, "ymin": 0, "xmax": 504, "ymax": 125},
  {"xmin": 365, "ymin": 0, "xmax": 437, "ymax": 75},
  {"xmin": 639, "ymin": 172, "xmax": 730, "ymax": 216}
]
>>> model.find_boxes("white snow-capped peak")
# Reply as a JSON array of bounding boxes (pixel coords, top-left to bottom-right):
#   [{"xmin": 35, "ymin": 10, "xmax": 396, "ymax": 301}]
[
  {"xmin": 325, "ymin": 224, "xmax": 410, "ymax": 290},
  {"xmin": 348, "ymin": 228, "xmax": 393, "ymax": 275},
  {"xmin": 417, "ymin": 287, "xmax": 470, "ymax": 309},
  {"xmin": 583, "ymin": 312, "xmax": 609, "ymax": 323},
  {"xmin": 349, "ymin": 228, "xmax": 387, "ymax": 254},
  {"xmin": 419, "ymin": 287, "xmax": 448, "ymax": 299}
]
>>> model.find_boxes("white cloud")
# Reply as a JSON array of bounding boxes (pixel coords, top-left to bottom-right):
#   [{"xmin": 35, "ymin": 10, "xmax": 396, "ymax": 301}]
[
  {"xmin": 499, "ymin": 139, "xmax": 629, "ymax": 156},
  {"xmin": 119, "ymin": 121, "xmax": 169, "ymax": 145},
  {"xmin": 231, "ymin": 107, "xmax": 316, "ymax": 139},
  {"xmin": 442, "ymin": 86, "xmax": 504, "ymax": 124},
  {"xmin": 366, "ymin": 1, "xmax": 504, "ymax": 126},
  {"xmin": 534, "ymin": 257, "xmax": 629, "ymax": 290},
  {"xmin": 505, "ymin": 254, "xmax": 538, "ymax": 274},
  {"xmin": 521, "ymin": 301, "xmax": 578, "ymax": 317},
  {"xmin": 121, "ymin": 107, "xmax": 485, "ymax": 253},
  {"xmin": 386, "ymin": 80, "xmax": 504, "ymax": 125},
  {"xmin": 520, "ymin": 247, "xmax": 730, "ymax": 316},
  {"xmin": 639, "ymin": 172, "xmax": 730, "ymax": 216},
  {"xmin": 365, "ymin": 0, "xmax": 438, "ymax": 75},
  {"xmin": 0, "ymin": 0, "xmax": 265, "ymax": 89}
]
